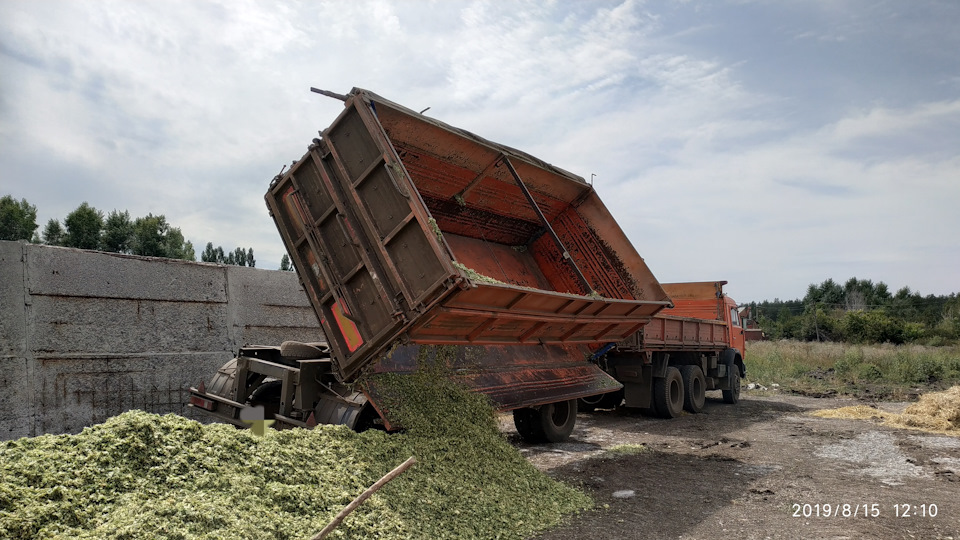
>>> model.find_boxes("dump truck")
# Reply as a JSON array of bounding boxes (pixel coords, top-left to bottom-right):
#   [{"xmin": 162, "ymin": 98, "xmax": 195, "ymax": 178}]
[
  {"xmin": 188, "ymin": 88, "xmax": 745, "ymax": 442},
  {"xmin": 578, "ymin": 280, "xmax": 746, "ymax": 418}
]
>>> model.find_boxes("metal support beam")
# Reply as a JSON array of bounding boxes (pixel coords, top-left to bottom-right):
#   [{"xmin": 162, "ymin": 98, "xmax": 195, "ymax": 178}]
[
  {"xmin": 455, "ymin": 152, "xmax": 505, "ymax": 202},
  {"xmin": 501, "ymin": 156, "xmax": 593, "ymax": 294}
]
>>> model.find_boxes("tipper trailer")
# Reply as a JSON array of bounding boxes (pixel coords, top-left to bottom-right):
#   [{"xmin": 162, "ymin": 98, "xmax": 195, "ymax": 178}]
[{"xmin": 188, "ymin": 88, "xmax": 745, "ymax": 442}]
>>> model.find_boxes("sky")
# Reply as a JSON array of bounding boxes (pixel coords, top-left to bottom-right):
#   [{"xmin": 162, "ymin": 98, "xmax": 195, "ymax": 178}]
[{"xmin": 1, "ymin": 0, "xmax": 958, "ymax": 304}]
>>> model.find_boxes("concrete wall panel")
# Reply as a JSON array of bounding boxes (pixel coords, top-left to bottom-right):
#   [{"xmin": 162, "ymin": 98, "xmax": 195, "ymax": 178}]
[
  {"xmin": 33, "ymin": 353, "xmax": 230, "ymax": 435},
  {"xmin": 26, "ymin": 245, "xmax": 227, "ymax": 302},
  {"xmin": 226, "ymin": 265, "xmax": 325, "ymax": 346},
  {"xmin": 29, "ymin": 296, "xmax": 231, "ymax": 354},
  {"xmin": 0, "ymin": 241, "xmax": 322, "ymax": 440},
  {"xmin": 0, "ymin": 358, "xmax": 34, "ymax": 440},
  {"xmin": 0, "ymin": 242, "xmax": 25, "ymax": 357}
]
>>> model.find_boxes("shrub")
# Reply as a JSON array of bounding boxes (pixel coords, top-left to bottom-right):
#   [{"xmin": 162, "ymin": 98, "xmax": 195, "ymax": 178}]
[
  {"xmin": 896, "ymin": 351, "xmax": 945, "ymax": 384},
  {"xmin": 841, "ymin": 310, "xmax": 905, "ymax": 344},
  {"xmin": 834, "ymin": 347, "xmax": 864, "ymax": 376},
  {"xmin": 856, "ymin": 363, "xmax": 883, "ymax": 381}
]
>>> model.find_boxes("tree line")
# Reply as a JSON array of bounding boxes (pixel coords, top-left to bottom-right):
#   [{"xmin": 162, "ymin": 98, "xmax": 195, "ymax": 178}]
[
  {"xmin": 0, "ymin": 195, "xmax": 259, "ymax": 267},
  {"xmin": 748, "ymin": 277, "xmax": 960, "ymax": 346}
]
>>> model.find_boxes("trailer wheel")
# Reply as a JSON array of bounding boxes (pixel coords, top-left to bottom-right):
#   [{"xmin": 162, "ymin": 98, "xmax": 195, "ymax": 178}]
[
  {"xmin": 513, "ymin": 408, "xmax": 542, "ymax": 441},
  {"xmin": 248, "ymin": 380, "xmax": 283, "ymax": 420},
  {"xmin": 653, "ymin": 367, "xmax": 684, "ymax": 418},
  {"xmin": 722, "ymin": 369, "xmax": 741, "ymax": 404},
  {"xmin": 600, "ymin": 389, "xmax": 624, "ymax": 409},
  {"xmin": 513, "ymin": 399, "xmax": 578, "ymax": 443},
  {"xmin": 679, "ymin": 365, "xmax": 706, "ymax": 413}
]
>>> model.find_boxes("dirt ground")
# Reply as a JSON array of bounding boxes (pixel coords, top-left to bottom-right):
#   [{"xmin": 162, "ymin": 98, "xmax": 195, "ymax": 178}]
[{"xmin": 500, "ymin": 390, "xmax": 960, "ymax": 540}]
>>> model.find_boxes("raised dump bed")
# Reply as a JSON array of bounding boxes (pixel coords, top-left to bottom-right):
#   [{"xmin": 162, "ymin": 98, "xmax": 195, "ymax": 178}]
[{"xmin": 266, "ymin": 88, "xmax": 671, "ymax": 382}]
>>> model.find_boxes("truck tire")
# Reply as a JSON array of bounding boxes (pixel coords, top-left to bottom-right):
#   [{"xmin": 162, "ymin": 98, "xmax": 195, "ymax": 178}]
[
  {"xmin": 248, "ymin": 380, "xmax": 283, "ymax": 419},
  {"xmin": 280, "ymin": 341, "xmax": 328, "ymax": 360},
  {"xmin": 577, "ymin": 390, "xmax": 623, "ymax": 412},
  {"xmin": 577, "ymin": 396, "xmax": 600, "ymax": 413},
  {"xmin": 513, "ymin": 399, "xmax": 578, "ymax": 443},
  {"xmin": 680, "ymin": 365, "xmax": 706, "ymax": 413},
  {"xmin": 722, "ymin": 369, "xmax": 741, "ymax": 404},
  {"xmin": 513, "ymin": 408, "xmax": 542, "ymax": 441},
  {"xmin": 653, "ymin": 367, "xmax": 684, "ymax": 418}
]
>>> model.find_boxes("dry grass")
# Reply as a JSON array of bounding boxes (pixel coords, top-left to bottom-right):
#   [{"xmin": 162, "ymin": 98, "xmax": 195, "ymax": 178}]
[{"xmin": 812, "ymin": 385, "xmax": 960, "ymax": 436}]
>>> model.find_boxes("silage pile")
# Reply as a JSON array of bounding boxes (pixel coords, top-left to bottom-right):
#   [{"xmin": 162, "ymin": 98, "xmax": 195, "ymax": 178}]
[
  {"xmin": 0, "ymin": 354, "xmax": 589, "ymax": 539},
  {"xmin": 813, "ymin": 385, "xmax": 960, "ymax": 436}
]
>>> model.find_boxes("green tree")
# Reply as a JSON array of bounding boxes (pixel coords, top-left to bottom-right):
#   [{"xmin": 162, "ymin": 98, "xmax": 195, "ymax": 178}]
[
  {"xmin": 131, "ymin": 214, "xmax": 167, "ymax": 257},
  {"xmin": 165, "ymin": 227, "xmax": 195, "ymax": 261},
  {"xmin": 131, "ymin": 213, "xmax": 193, "ymax": 260},
  {"xmin": 0, "ymin": 195, "xmax": 39, "ymax": 241},
  {"xmin": 233, "ymin": 247, "xmax": 247, "ymax": 266},
  {"xmin": 101, "ymin": 210, "xmax": 134, "ymax": 253},
  {"xmin": 201, "ymin": 242, "xmax": 219, "ymax": 263},
  {"xmin": 280, "ymin": 253, "xmax": 294, "ymax": 271},
  {"xmin": 63, "ymin": 202, "xmax": 104, "ymax": 249},
  {"xmin": 841, "ymin": 310, "xmax": 905, "ymax": 344},
  {"xmin": 42, "ymin": 218, "xmax": 65, "ymax": 246},
  {"xmin": 804, "ymin": 278, "xmax": 845, "ymax": 307},
  {"xmin": 201, "ymin": 243, "xmax": 254, "ymax": 267}
]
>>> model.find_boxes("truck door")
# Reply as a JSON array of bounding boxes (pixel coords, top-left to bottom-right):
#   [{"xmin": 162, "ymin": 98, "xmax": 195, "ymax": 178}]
[{"xmin": 728, "ymin": 303, "xmax": 746, "ymax": 355}]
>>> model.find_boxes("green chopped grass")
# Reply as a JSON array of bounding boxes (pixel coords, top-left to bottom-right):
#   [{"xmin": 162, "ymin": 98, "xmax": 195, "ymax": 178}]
[
  {"xmin": 427, "ymin": 217, "xmax": 444, "ymax": 243},
  {"xmin": 453, "ymin": 261, "xmax": 504, "ymax": 284},
  {"xmin": 1, "ymin": 348, "xmax": 589, "ymax": 539},
  {"xmin": 607, "ymin": 444, "xmax": 648, "ymax": 456}
]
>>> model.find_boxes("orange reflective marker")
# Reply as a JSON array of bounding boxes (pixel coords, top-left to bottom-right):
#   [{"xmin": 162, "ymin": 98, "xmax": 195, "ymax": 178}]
[{"xmin": 332, "ymin": 299, "xmax": 363, "ymax": 352}]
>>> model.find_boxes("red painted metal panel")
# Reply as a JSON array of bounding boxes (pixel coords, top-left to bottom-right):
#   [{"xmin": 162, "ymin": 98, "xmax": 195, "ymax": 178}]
[
  {"xmin": 636, "ymin": 316, "xmax": 730, "ymax": 351},
  {"xmin": 268, "ymin": 88, "xmax": 672, "ymax": 382}
]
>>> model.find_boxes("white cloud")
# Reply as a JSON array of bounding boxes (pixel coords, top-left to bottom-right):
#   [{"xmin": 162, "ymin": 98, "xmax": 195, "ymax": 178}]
[
  {"xmin": 0, "ymin": 0, "xmax": 957, "ymax": 302},
  {"xmin": 828, "ymin": 100, "xmax": 960, "ymax": 150},
  {"xmin": 604, "ymin": 98, "xmax": 960, "ymax": 301}
]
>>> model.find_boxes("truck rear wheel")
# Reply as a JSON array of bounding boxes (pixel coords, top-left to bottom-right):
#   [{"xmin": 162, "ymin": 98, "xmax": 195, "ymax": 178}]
[
  {"xmin": 653, "ymin": 367, "xmax": 684, "ymax": 418},
  {"xmin": 577, "ymin": 395, "xmax": 600, "ymax": 413},
  {"xmin": 680, "ymin": 365, "xmax": 706, "ymax": 413},
  {"xmin": 722, "ymin": 369, "xmax": 741, "ymax": 404},
  {"xmin": 513, "ymin": 399, "xmax": 578, "ymax": 443},
  {"xmin": 577, "ymin": 390, "xmax": 624, "ymax": 412}
]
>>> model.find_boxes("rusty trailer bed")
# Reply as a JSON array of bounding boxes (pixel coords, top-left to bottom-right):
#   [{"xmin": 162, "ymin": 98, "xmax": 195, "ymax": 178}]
[{"xmin": 266, "ymin": 88, "xmax": 671, "ymax": 382}]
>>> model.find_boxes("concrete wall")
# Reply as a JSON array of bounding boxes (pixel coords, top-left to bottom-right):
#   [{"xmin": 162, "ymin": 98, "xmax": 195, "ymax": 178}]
[{"xmin": 0, "ymin": 241, "xmax": 322, "ymax": 440}]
